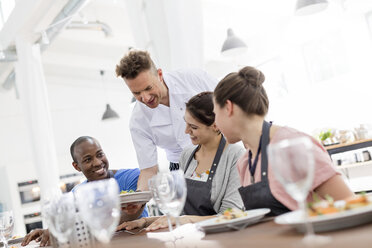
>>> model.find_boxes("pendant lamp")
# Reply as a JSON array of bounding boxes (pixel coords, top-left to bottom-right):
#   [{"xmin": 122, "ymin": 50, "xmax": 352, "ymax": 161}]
[
  {"xmin": 100, "ymin": 70, "xmax": 119, "ymax": 121},
  {"xmin": 221, "ymin": 28, "xmax": 247, "ymax": 56},
  {"xmin": 295, "ymin": 0, "xmax": 329, "ymax": 16}
]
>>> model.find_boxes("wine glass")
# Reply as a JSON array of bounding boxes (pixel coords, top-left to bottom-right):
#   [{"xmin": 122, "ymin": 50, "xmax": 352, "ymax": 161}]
[
  {"xmin": 148, "ymin": 175, "xmax": 174, "ymax": 233},
  {"xmin": 0, "ymin": 211, "xmax": 14, "ymax": 248},
  {"xmin": 268, "ymin": 136, "xmax": 330, "ymax": 246},
  {"xmin": 74, "ymin": 178, "xmax": 120, "ymax": 244},
  {"xmin": 152, "ymin": 170, "xmax": 187, "ymax": 234},
  {"xmin": 42, "ymin": 191, "xmax": 76, "ymax": 244}
]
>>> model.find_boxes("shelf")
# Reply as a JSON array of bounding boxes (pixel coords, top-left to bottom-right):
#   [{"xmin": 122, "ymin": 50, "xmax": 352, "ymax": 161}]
[
  {"xmin": 326, "ymin": 139, "xmax": 372, "ymax": 155},
  {"xmin": 335, "ymin": 160, "xmax": 372, "ymax": 170}
]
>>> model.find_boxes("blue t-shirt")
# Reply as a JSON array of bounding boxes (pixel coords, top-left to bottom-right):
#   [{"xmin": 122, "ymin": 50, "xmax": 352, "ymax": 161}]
[{"xmin": 73, "ymin": 169, "xmax": 148, "ymax": 218}]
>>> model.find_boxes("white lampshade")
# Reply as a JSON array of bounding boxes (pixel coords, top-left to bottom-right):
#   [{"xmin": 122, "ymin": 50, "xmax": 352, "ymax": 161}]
[
  {"xmin": 295, "ymin": 0, "xmax": 329, "ymax": 16},
  {"xmin": 102, "ymin": 104, "xmax": 119, "ymax": 120},
  {"xmin": 221, "ymin": 28, "xmax": 247, "ymax": 56}
]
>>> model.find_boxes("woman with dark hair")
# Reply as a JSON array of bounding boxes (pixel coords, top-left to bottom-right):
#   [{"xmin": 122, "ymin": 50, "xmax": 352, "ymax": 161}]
[
  {"xmin": 117, "ymin": 91, "xmax": 244, "ymax": 231},
  {"xmin": 213, "ymin": 66, "xmax": 354, "ymax": 216}
]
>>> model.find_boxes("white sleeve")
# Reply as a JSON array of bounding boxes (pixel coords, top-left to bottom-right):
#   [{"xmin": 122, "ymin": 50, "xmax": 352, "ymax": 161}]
[
  {"xmin": 190, "ymin": 69, "xmax": 218, "ymax": 92},
  {"xmin": 130, "ymin": 126, "xmax": 158, "ymax": 170}
]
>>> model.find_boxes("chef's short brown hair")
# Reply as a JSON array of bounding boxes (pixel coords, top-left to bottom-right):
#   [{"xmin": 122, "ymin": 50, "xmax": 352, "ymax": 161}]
[{"xmin": 116, "ymin": 50, "xmax": 157, "ymax": 79}]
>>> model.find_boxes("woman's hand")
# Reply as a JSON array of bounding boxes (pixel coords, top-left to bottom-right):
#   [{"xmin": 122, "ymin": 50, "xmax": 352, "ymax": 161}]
[
  {"xmin": 145, "ymin": 216, "xmax": 171, "ymax": 231},
  {"xmin": 116, "ymin": 218, "xmax": 147, "ymax": 231},
  {"xmin": 145, "ymin": 215, "xmax": 213, "ymax": 231},
  {"xmin": 21, "ymin": 229, "xmax": 50, "ymax": 247}
]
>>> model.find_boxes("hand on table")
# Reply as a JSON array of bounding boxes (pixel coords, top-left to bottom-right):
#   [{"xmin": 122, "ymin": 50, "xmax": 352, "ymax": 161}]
[
  {"xmin": 21, "ymin": 229, "xmax": 50, "ymax": 247},
  {"xmin": 116, "ymin": 218, "xmax": 147, "ymax": 231}
]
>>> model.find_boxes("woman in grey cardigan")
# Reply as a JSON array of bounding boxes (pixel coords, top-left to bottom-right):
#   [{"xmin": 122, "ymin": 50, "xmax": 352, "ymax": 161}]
[{"xmin": 117, "ymin": 92, "xmax": 244, "ymax": 232}]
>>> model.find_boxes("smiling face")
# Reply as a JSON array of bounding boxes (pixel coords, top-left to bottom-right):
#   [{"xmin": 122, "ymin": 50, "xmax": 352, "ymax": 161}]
[
  {"xmin": 72, "ymin": 139, "xmax": 109, "ymax": 181},
  {"xmin": 125, "ymin": 69, "xmax": 168, "ymax": 108},
  {"xmin": 213, "ymin": 98, "xmax": 241, "ymax": 144},
  {"xmin": 184, "ymin": 110, "xmax": 217, "ymax": 146}
]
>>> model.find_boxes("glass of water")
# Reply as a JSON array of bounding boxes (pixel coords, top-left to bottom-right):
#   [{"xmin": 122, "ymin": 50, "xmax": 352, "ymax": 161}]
[
  {"xmin": 74, "ymin": 178, "xmax": 120, "ymax": 244},
  {"xmin": 0, "ymin": 211, "xmax": 14, "ymax": 248},
  {"xmin": 152, "ymin": 170, "xmax": 187, "ymax": 232},
  {"xmin": 268, "ymin": 136, "xmax": 330, "ymax": 246},
  {"xmin": 42, "ymin": 191, "xmax": 76, "ymax": 244}
]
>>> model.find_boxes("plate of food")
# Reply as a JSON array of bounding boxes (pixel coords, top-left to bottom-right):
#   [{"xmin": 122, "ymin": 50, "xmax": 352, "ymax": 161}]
[
  {"xmin": 0, "ymin": 236, "xmax": 24, "ymax": 247},
  {"xmin": 119, "ymin": 190, "xmax": 152, "ymax": 205},
  {"xmin": 275, "ymin": 194, "xmax": 372, "ymax": 232},
  {"xmin": 196, "ymin": 208, "xmax": 271, "ymax": 233}
]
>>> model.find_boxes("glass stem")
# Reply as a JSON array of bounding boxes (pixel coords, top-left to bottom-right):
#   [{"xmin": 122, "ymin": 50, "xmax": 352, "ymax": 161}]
[
  {"xmin": 2, "ymin": 237, "xmax": 8, "ymax": 248},
  {"xmin": 175, "ymin": 216, "xmax": 181, "ymax": 229},
  {"xmin": 166, "ymin": 214, "xmax": 173, "ymax": 233},
  {"xmin": 299, "ymin": 199, "xmax": 315, "ymax": 237}
]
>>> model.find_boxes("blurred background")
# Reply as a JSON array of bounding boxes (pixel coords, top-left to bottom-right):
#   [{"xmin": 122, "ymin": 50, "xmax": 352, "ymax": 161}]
[{"xmin": 1, "ymin": 0, "xmax": 372, "ymax": 235}]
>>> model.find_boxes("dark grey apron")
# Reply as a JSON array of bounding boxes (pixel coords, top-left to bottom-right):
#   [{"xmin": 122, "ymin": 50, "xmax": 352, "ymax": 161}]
[
  {"xmin": 183, "ymin": 136, "xmax": 226, "ymax": 216},
  {"xmin": 238, "ymin": 121, "xmax": 289, "ymax": 216}
]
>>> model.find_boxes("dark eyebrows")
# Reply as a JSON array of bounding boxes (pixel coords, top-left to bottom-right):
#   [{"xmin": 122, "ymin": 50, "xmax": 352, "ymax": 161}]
[
  {"xmin": 132, "ymin": 84, "xmax": 153, "ymax": 95},
  {"xmin": 82, "ymin": 154, "xmax": 91, "ymax": 161},
  {"xmin": 183, "ymin": 116, "xmax": 200, "ymax": 128}
]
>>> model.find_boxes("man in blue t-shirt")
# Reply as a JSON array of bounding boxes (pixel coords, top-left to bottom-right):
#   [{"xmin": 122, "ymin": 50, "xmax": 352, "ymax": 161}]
[
  {"xmin": 22, "ymin": 136, "xmax": 148, "ymax": 247},
  {"xmin": 70, "ymin": 136, "xmax": 148, "ymax": 219}
]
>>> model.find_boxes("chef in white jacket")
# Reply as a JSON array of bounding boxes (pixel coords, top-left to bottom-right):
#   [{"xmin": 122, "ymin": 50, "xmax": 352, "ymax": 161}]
[{"xmin": 116, "ymin": 50, "xmax": 217, "ymax": 191}]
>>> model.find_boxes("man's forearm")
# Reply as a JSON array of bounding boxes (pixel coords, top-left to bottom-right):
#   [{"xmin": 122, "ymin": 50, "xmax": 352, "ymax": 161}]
[{"xmin": 137, "ymin": 165, "xmax": 158, "ymax": 191}]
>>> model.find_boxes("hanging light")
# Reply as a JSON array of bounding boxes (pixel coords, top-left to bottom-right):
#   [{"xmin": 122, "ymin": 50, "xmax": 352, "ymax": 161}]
[
  {"xmin": 221, "ymin": 28, "xmax": 247, "ymax": 56},
  {"xmin": 100, "ymin": 70, "xmax": 120, "ymax": 121},
  {"xmin": 102, "ymin": 104, "xmax": 119, "ymax": 120},
  {"xmin": 295, "ymin": 0, "xmax": 329, "ymax": 16}
]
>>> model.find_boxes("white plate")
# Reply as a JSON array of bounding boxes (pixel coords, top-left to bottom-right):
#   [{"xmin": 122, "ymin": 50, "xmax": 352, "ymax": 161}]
[
  {"xmin": 275, "ymin": 204, "xmax": 372, "ymax": 233},
  {"xmin": 0, "ymin": 237, "xmax": 24, "ymax": 246},
  {"xmin": 196, "ymin": 208, "xmax": 271, "ymax": 233},
  {"xmin": 119, "ymin": 191, "xmax": 152, "ymax": 205}
]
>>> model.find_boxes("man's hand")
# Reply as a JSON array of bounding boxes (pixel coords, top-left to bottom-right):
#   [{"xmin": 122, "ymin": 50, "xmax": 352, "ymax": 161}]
[
  {"xmin": 137, "ymin": 165, "xmax": 158, "ymax": 191},
  {"xmin": 21, "ymin": 229, "xmax": 50, "ymax": 247}
]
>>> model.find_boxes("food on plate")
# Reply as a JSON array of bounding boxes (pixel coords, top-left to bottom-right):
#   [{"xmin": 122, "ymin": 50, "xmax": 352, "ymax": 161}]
[
  {"xmin": 216, "ymin": 208, "xmax": 247, "ymax": 222},
  {"xmin": 345, "ymin": 194, "xmax": 370, "ymax": 209},
  {"xmin": 120, "ymin": 189, "xmax": 135, "ymax": 195},
  {"xmin": 308, "ymin": 193, "xmax": 371, "ymax": 217}
]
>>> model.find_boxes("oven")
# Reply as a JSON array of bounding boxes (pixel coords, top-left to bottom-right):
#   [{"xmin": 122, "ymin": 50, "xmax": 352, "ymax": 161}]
[
  {"xmin": 18, "ymin": 180, "xmax": 40, "ymax": 205},
  {"xmin": 24, "ymin": 212, "xmax": 43, "ymax": 233}
]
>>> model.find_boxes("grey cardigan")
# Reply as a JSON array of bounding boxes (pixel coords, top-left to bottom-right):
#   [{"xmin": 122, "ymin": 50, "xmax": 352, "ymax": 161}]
[{"xmin": 179, "ymin": 143, "xmax": 245, "ymax": 214}]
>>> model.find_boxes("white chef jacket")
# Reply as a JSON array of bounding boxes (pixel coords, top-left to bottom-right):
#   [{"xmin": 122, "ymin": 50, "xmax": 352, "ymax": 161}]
[{"xmin": 129, "ymin": 69, "xmax": 218, "ymax": 169}]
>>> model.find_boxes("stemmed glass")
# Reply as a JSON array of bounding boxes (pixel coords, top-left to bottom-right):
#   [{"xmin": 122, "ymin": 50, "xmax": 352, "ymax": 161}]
[
  {"xmin": 0, "ymin": 211, "xmax": 14, "ymax": 248},
  {"xmin": 268, "ymin": 136, "xmax": 330, "ymax": 246},
  {"xmin": 150, "ymin": 170, "xmax": 187, "ymax": 235},
  {"xmin": 148, "ymin": 176, "xmax": 174, "ymax": 232},
  {"xmin": 42, "ymin": 191, "xmax": 76, "ymax": 244},
  {"xmin": 74, "ymin": 178, "xmax": 120, "ymax": 244}
]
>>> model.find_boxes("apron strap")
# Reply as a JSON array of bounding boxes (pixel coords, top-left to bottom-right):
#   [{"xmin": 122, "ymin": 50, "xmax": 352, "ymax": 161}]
[
  {"xmin": 206, "ymin": 136, "xmax": 226, "ymax": 183},
  {"xmin": 260, "ymin": 121, "xmax": 271, "ymax": 182}
]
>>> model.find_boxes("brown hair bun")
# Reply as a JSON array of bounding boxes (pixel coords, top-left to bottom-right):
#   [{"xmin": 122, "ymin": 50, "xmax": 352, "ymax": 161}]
[{"xmin": 238, "ymin": 66, "xmax": 265, "ymax": 87}]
